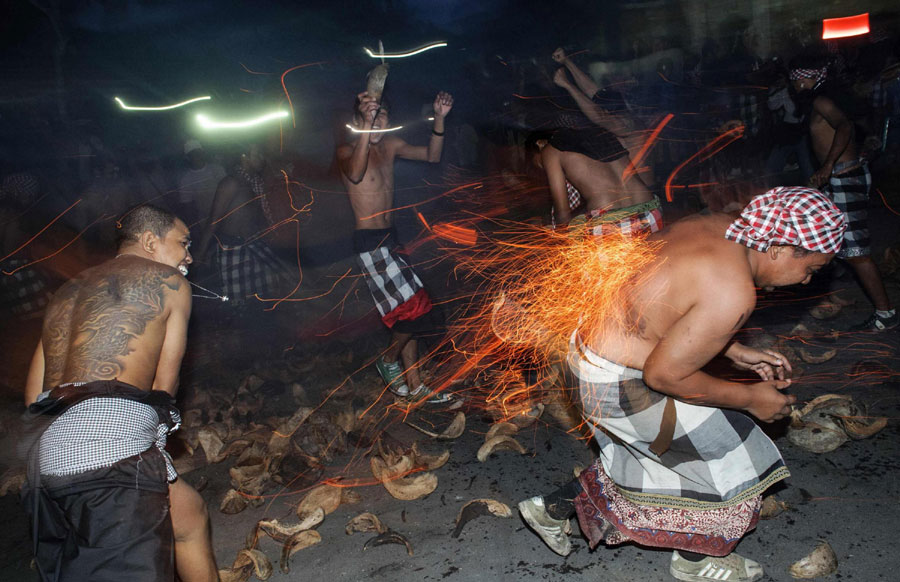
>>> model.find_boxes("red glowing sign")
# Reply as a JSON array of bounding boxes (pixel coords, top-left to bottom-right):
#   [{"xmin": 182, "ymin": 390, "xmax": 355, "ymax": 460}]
[{"xmin": 822, "ymin": 13, "xmax": 869, "ymax": 40}]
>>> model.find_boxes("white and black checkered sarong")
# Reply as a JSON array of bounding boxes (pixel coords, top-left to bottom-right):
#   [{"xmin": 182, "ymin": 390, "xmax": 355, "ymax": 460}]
[
  {"xmin": 217, "ymin": 236, "xmax": 285, "ymax": 303},
  {"xmin": 38, "ymin": 388, "xmax": 181, "ymax": 482},
  {"xmin": 357, "ymin": 244, "xmax": 426, "ymax": 320},
  {"xmin": 825, "ymin": 161, "xmax": 872, "ymax": 258},
  {"xmin": 569, "ymin": 341, "xmax": 788, "ymax": 508}
]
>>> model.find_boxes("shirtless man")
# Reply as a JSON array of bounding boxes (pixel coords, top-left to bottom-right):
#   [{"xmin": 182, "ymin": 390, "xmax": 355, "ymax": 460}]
[
  {"xmin": 790, "ymin": 63, "xmax": 896, "ymax": 331},
  {"xmin": 519, "ymin": 187, "xmax": 846, "ymax": 582},
  {"xmin": 526, "ymin": 127, "xmax": 661, "ymax": 236},
  {"xmin": 337, "ymin": 90, "xmax": 455, "ymax": 403},
  {"xmin": 196, "ymin": 142, "xmax": 285, "ymax": 305},
  {"xmin": 23, "ymin": 204, "xmax": 218, "ymax": 581}
]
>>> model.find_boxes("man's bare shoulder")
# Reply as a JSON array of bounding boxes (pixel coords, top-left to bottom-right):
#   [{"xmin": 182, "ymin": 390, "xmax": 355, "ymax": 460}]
[{"xmin": 336, "ymin": 142, "xmax": 354, "ymax": 160}]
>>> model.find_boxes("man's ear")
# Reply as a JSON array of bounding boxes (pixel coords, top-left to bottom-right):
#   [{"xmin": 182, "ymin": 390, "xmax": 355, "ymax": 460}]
[
  {"xmin": 139, "ymin": 230, "xmax": 159, "ymax": 255},
  {"xmin": 768, "ymin": 245, "xmax": 785, "ymax": 260}
]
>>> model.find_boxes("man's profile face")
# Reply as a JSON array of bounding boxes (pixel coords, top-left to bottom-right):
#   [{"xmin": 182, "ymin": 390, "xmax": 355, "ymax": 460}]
[
  {"xmin": 763, "ymin": 248, "xmax": 832, "ymax": 290},
  {"xmin": 154, "ymin": 219, "xmax": 193, "ymax": 276}
]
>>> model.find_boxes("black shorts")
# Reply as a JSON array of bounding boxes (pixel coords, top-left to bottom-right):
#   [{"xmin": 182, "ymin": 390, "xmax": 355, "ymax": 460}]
[{"xmin": 23, "ymin": 447, "xmax": 174, "ymax": 582}]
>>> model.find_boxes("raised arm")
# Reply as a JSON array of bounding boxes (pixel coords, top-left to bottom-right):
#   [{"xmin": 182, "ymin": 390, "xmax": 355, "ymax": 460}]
[
  {"xmin": 552, "ymin": 68, "xmax": 631, "ymax": 136},
  {"xmin": 152, "ymin": 275, "xmax": 192, "ymax": 396},
  {"xmin": 553, "ymin": 47, "xmax": 600, "ymax": 98},
  {"xmin": 394, "ymin": 91, "xmax": 454, "ymax": 162},
  {"xmin": 340, "ymin": 92, "xmax": 380, "ymax": 184},
  {"xmin": 642, "ymin": 271, "xmax": 794, "ymax": 422}
]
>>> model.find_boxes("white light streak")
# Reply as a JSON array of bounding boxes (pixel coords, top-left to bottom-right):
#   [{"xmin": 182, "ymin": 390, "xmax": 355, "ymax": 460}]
[
  {"xmin": 364, "ymin": 42, "xmax": 447, "ymax": 59},
  {"xmin": 114, "ymin": 95, "xmax": 211, "ymax": 111},
  {"xmin": 346, "ymin": 124, "xmax": 403, "ymax": 134},
  {"xmin": 197, "ymin": 111, "xmax": 289, "ymax": 130}
]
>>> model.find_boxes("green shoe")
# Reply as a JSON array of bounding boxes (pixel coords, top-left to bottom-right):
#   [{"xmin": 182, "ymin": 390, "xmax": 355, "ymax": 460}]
[{"xmin": 375, "ymin": 357, "xmax": 409, "ymax": 396}]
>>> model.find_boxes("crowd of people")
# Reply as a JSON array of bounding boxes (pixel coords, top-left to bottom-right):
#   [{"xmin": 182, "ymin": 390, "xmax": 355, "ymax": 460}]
[{"xmin": 4, "ymin": 26, "xmax": 900, "ymax": 582}]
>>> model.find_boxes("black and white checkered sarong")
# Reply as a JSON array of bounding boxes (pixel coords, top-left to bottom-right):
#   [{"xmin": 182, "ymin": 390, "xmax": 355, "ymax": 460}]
[
  {"xmin": 217, "ymin": 236, "xmax": 285, "ymax": 303},
  {"xmin": 0, "ymin": 257, "xmax": 49, "ymax": 317},
  {"xmin": 825, "ymin": 161, "xmax": 872, "ymax": 258},
  {"xmin": 36, "ymin": 383, "xmax": 181, "ymax": 481},
  {"xmin": 569, "ymin": 341, "xmax": 788, "ymax": 508},
  {"xmin": 354, "ymin": 228, "xmax": 427, "ymax": 321}
]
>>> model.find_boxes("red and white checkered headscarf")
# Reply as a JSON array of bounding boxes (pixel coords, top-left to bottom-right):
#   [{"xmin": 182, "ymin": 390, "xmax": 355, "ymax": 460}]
[
  {"xmin": 789, "ymin": 67, "xmax": 828, "ymax": 86},
  {"xmin": 725, "ymin": 186, "xmax": 846, "ymax": 254}
]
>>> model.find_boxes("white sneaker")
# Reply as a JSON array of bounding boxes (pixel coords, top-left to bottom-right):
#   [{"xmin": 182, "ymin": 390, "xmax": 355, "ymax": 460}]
[
  {"xmin": 670, "ymin": 551, "xmax": 763, "ymax": 582},
  {"xmin": 517, "ymin": 496, "xmax": 572, "ymax": 556}
]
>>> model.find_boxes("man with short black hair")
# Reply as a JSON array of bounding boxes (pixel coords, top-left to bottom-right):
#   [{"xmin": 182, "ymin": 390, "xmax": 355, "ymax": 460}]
[
  {"xmin": 519, "ymin": 187, "xmax": 846, "ymax": 582},
  {"xmin": 23, "ymin": 203, "xmax": 218, "ymax": 582}
]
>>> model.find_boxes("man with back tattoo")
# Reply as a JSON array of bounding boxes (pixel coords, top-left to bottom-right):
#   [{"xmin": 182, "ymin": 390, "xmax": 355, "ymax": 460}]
[{"xmin": 22, "ymin": 204, "xmax": 218, "ymax": 581}]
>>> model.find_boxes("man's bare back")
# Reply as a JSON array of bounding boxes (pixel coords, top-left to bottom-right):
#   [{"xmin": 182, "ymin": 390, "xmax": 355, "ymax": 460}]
[
  {"xmin": 557, "ymin": 149, "xmax": 653, "ymax": 211},
  {"xmin": 36, "ymin": 256, "xmax": 189, "ymax": 395}
]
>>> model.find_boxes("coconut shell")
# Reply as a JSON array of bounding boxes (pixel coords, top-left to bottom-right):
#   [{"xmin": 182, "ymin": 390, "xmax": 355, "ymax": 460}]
[
  {"xmin": 280, "ymin": 530, "xmax": 322, "ymax": 574},
  {"xmin": 797, "ymin": 347, "xmax": 837, "ymax": 364},
  {"xmin": 759, "ymin": 495, "xmax": 789, "ymax": 519},
  {"xmin": 382, "ymin": 471, "xmax": 438, "ymax": 501},
  {"xmin": 220, "ymin": 489, "xmax": 249, "ymax": 514},
  {"xmin": 0, "ymin": 467, "xmax": 26, "ymax": 497},
  {"xmin": 408, "ymin": 411, "xmax": 466, "ymax": 439},
  {"xmin": 366, "ymin": 64, "xmax": 390, "ymax": 102},
  {"xmin": 842, "ymin": 415, "xmax": 888, "ymax": 439},
  {"xmin": 346, "ymin": 512, "xmax": 388, "ymax": 535},
  {"xmin": 232, "ymin": 549, "xmax": 272, "ymax": 581},
  {"xmin": 296, "ymin": 484, "xmax": 343, "ymax": 519},
  {"xmin": 476, "ymin": 435, "xmax": 527, "ymax": 462},
  {"xmin": 788, "ymin": 540, "xmax": 838, "ymax": 578},
  {"xmin": 484, "ymin": 422, "xmax": 519, "ymax": 441},
  {"xmin": 452, "ymin": 499, "xmax": 512, "ymax": 538},
  {"xmin": 509, "ymin": 403, "xmax": 544, "ymax": 428},
  {"xmin": 411, "ymin": 443, "xmax": 450, "ymax": 471}
]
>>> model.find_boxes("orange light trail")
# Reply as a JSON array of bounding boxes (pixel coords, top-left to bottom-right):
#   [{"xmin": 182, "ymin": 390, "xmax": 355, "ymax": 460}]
[
  {"xmin": 623, "ymin": 113, "xmax": 674, "ymax": 182},
  {"xmin": 664, "ymin": 125, "xmax": 745, "ymax": 202},
  {"xmin": 0, "ymin": 199, "xmax": 81, "ymax": 264},
  {"xmin": 280, "ymin": 61, "xmax": 326, "ymax": 128}
]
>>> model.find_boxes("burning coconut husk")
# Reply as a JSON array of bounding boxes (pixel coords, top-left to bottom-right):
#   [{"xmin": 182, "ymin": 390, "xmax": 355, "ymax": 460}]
[
  {"xmin": 370, "ymin": 448, "xmax": 440, "ymax": 501},
  {"xmin": 248, "ymin": 509, "xmax": 325, "ymax": 549},
  {"xmin": 295, "ymin": 483, "xmax": 359, "ymax": 520},
  {"xmin": 759, "ymin": 495, "xmax": 790, "ymax": 519}
]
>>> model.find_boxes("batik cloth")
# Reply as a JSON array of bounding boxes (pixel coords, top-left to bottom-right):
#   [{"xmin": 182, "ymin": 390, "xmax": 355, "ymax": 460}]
[
  {"xmin": 21, "ymin": 380, "xmax": 180, "ymax": 582},
  {"xmin": 0, "ymin": 257, "xmax": 49, "ymax": 317},
  {"xmin": 568, "ymin": 341, "xmax": 788, "ymax": 556},
  {"xmin": 824, "ymin": 161, "xmax": 872, "ymax": 258},
  {"xmin": 725, "ymin": 186, "xmax": 846, "ymax": 254},
  {"xmin": 216, "ymin": 233, "xmax": 285, "ymax": 303},
  {"xmin": 354, "ymin": 228, "xmax": 435, "ymax": 332},
  {"xmin": 568, "ymin": 197, "xmax": 663, "ymax": 238}
]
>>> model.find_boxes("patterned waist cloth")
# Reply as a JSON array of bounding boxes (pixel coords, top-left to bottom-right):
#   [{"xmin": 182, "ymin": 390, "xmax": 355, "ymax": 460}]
[
  {"xmin": 568, "ymin": 339, "xmax": 788, "ymax": 555},
  {"xmin": 31, "ymin": 380, "xmax": 181, "ymax": 482}
]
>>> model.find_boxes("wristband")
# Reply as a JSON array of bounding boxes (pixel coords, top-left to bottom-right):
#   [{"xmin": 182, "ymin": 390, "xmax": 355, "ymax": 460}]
[{"xmin": 431, "ymin": 129, "xmax": 445, "ymax": 136}]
